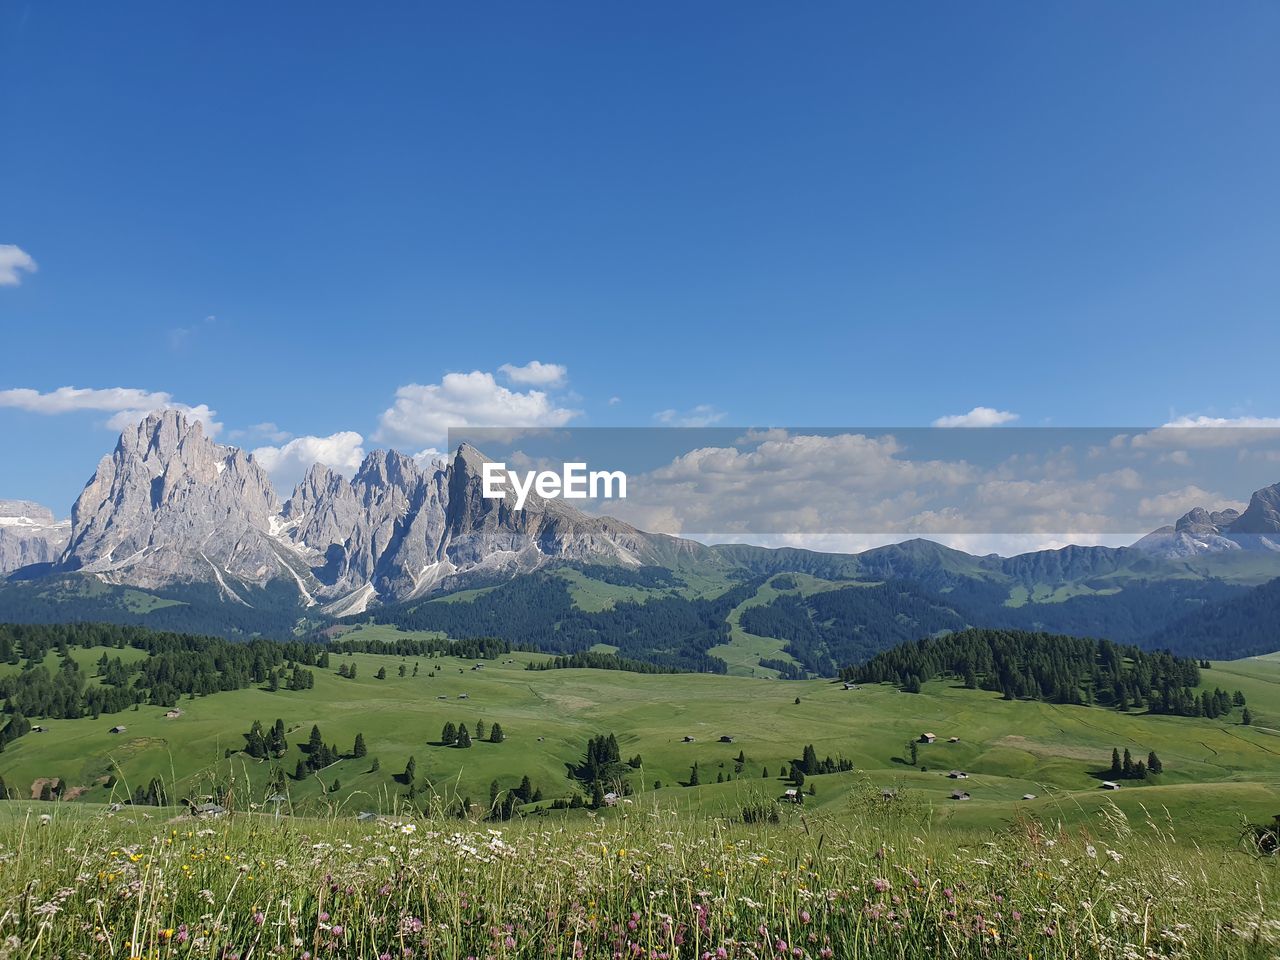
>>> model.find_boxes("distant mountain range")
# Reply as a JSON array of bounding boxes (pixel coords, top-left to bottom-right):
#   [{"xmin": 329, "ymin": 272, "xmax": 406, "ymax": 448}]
[
  {"xmin": 0, "ymin": 500, "xmax": 69, "ymax": 573},
  {"xmin": 3, "ymin": 411, "xmax": 1280, "ymax": 668}
]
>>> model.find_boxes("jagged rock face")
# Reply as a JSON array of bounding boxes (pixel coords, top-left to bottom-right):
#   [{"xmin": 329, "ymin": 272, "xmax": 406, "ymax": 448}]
[
  {"xmin": 1229, "ymin": 484, "xmax": 1280, "ymax": 535},
  {"xmin": 283, "ymin": 442, "xmax": 674, "ymax": 605},
  {"xmin": 61, "ymin": 411, "xmax": 284, "ymax": 595},
  {"xmin": 0, "ymin": 500, "xmax": 69, "ymax": 574},
  {"xmin": 51, "ymin": 412, "xmax": 695, "ymax": 608},
  {"xmin": 1133, "ymin": 486, "xmax": 1280, "ymax": 557}
]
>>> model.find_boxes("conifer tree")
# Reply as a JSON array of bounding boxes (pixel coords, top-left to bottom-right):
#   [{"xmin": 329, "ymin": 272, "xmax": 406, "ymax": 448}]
[
  {"xmin": 1147, "ymin": 750, "xmax": 1162, "ymax": 775},
  {"xmin": 353, "ymin": 733, "xmax": 367, "ymax": 758},
  {"xmin": 441, "ymin": 722, "xmax": 457, "ymax": 746},
  {"xmin": 457, "ymin": 724, "xmax": 472, "ymax": 748},
  {"xmin": 489, "ymin": 722, "xmax": 504, "ymax": 743}
]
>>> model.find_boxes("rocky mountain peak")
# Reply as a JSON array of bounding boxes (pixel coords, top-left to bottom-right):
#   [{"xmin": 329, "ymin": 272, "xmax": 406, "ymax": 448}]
[
  {"xmin": 354, "ymin": 448, "xmax": 421, "ymax": 491},
  {"xmin": 0, "ymin": 499, "xmax": 69, "ymax": 574},
  {"xmin": 1228, "ymin": 482, "xmax": 1280, "ymax": 534},
  {"xmin": 61, "ymin": 411, "xmax": 283, "ymax": 593}
]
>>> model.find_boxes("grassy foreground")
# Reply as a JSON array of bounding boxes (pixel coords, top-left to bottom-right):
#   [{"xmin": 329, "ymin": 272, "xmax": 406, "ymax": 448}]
[{"xmin": 0, "ymin": 795, "xmax": 1277, "ymax": 959}]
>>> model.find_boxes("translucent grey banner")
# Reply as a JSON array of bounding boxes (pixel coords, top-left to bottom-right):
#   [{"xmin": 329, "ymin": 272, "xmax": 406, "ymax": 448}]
[{"xmin": 447, "ymin": 427, "xmax": 1280, "ymax": 542}]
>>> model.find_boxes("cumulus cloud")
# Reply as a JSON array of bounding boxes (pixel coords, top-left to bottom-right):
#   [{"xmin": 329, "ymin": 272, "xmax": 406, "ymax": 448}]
[
  {"xmin": 498, "ymin": 361, "xmax": 568, "ymax": 387},
  {"xmin": 1130, "ymin": 415, "xmax": 1280, "ymax": 449},
  {"xmin": 653, "ymin": 404, "xmax": 726, "ymax": 427},
  {"xmin": 251, "ymin": 432, "xmax": 366, "ymax": 493},
  {"xmin": 375, "ymin": 370, "xmax": 580, "ymax": 447},
  {"xmin": 0, "ymin": 245, "xmax": 37, "ymax": 286},
  {"xmin": 0, "ymin": 386, "xmax": 222, "ymax": 436},
  {"xmin": 1136, "ymin": 485, "xmax": 1245, "ymax": 519},
  {"xmin": 932, "ymin": 406, "xmax": 1019, "ymax": 428},
  {"xmin": 585, "ymin": 431, "xmax": 1232, "ymax": 541}
]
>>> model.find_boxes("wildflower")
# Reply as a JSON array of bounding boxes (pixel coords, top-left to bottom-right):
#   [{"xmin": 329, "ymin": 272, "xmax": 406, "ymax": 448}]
[
  {"xmin": 400, "ymin": 823, "xmax": 417, "ymax": 835},
  {"xmin": 872, "ymin": 878, "xmax": 891, "ymax": 893}
]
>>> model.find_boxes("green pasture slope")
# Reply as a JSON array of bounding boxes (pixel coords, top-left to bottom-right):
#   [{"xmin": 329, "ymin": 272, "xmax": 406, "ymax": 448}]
[{"xmin": 3, "ymin": 636, "xmax": 1279, "ymax": 841}]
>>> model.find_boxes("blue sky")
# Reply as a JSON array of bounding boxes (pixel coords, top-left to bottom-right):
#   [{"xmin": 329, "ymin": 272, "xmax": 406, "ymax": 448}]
[{"xmin": 2, "ymin": 2, "xmax": 1278, "ymax": 514}]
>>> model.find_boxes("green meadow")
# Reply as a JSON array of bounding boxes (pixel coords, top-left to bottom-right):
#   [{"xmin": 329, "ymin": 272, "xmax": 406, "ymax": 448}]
[{"xmin": 3, "ymin": 637, "xmax": 1278, "ymax": 844}]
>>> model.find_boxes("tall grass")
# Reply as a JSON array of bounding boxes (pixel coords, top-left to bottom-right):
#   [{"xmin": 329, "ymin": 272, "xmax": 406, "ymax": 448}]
[{"xmin": 0, "ymin": 786, "xmax": 1276, "ymax": 959}]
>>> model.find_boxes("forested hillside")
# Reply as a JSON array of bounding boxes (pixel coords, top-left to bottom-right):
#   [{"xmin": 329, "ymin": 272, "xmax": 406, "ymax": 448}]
[{"xmin": 847, "ymin": 628, "xmax": 1245, "ymax": 719}]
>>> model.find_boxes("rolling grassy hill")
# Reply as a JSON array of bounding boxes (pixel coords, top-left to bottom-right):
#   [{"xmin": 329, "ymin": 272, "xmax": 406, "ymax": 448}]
[{"xmin": 3, "ymin": 629, "xmax": 1278, "ymax": 842}]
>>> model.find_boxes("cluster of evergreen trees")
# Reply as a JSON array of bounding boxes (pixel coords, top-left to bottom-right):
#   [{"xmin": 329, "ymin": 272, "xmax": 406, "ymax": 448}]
[
  {"xmin": 289, "ymin": 723, "xmax": 356, "ymax": 778},
  {"xmin": 757, "ymin": 657, "xmax": 807, "ymax": 680},
  {"xmin": 1107, "ymin": 747, "xmax": 1164, "ymax": 780},
  {"xmin": 794, "ymin": 744, "xmax": 854, "ymax": 778},
  {"xmin": 266, "ymin": 667, "xmax": 314, "ymax": 691},
  {"xmin": 526, "ymin": 651, "xmax": 685, "ymax": 674},
  {"xmin": 439, "ymin": 720, "xmax": 504, "ymax": 746},
  {"xmin": 569, "ymin": 732, "xmax": 640, "ymax": 801},
  {"xmin": 242, "ymin": 719, "xmax": 289, "ymax": 759},
  {"xmin": 488, "ymin": 774, "xmax": 544, "ymax": 820},
  {"xmin": 326, "ymin": 634, "xmax": 509, "ymax": 660},
  {"xmin": 847, "ymin": 628, "xmax": 1207, "ymax": 712}
]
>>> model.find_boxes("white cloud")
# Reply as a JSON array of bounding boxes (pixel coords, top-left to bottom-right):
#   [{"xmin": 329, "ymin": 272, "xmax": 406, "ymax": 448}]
[
  {"xmin": 0, "ymin": 385, "xmax": 222, "ymax": 436},
  {"xmin": 932, "ymin": 406, "xmax": 1019, "ymax": 428},
  {"xmin": 498, "ymin": 361, "xmax": 568, "ymax": 387},
  {"xmin": 1130, "ymin": 415, "xmax": 1280, "ymax": 449},
  {"xmin": 1162, "ymin": 415, "xmax": 1280, "ymax": 429},
  {"xmin": 589, "ymin": 431, "xmax": 1222, "ymax": 541},
  {"xmin": 1136, "ymin": 485, "xmax": 1245, "ymax": 519},
  {"xmin": 0, "ymin": 245, "xmax": 37, "ymax": 286},
  {"xmin": 251, "ymin": 432, "xmax": 366, "ymax": 493},
  {"xmin": 653, "ymin": 404, "xmax": 726, "ymax": 427},
  {"xmin": 375, "ymin": 370, "xmax": 580, "ymax": 447},
  {"xmin": 608, "ymin": 396, "xmax": 622, "ymax": 406}
]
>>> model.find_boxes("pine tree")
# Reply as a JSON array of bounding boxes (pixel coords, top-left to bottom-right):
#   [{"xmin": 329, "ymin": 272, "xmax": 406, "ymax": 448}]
[
  {"xmin": 441, "ymin": 722, "xmax": 457, "ymax": 746},
  {"xmin": 375, "ymin": 667, "xmax": 386, "ymax": 680},
  {"xmin": 1242, "ymin": 707, "xmax": 1253, "ymax": 725},
  {"xmin": 1122, "ymin": 748, "xmax": 1134, "ymax": 778},
  {"xmin": 1110, "ymin": 748, "xmax": 1123, "ymax": 778},
  {"xmin": 353, "ymin": 733, "xmax": 367, "ymax": 758},
  {"xmin": 456, "ymin": 724, "xmax": 472, "ymax": 748},
  {"xmin": 308, "ymin": 724, "xmax": 323, "ymax": 754},
  {"xmin": 489, "ymin": 722, "xmax": 504, "ymax": 743},
  {"xmin": 404, "ymin": 755, "xmax": 417, "ymax": 782},
  {"xmin": 762, "ymin": 766, "xmax": 769, "ymax": 778},
  {"xmin": 1147, "ymin": 750, "xmax": 1162, "ymax": 775},
  {"xmin": 689, "ymin": 762, "xmax": 700, "ymax": 786},
  {"xmin": 475, "ymin": 719, "xmax": 487, "ymax": 741},
  {"xmin": 801, "ymin": 744, "xmax": 819, "ymax": 775},
  {"xmin": 398, "ymin": 665, "xmax": 407, "ymax": 677}
]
